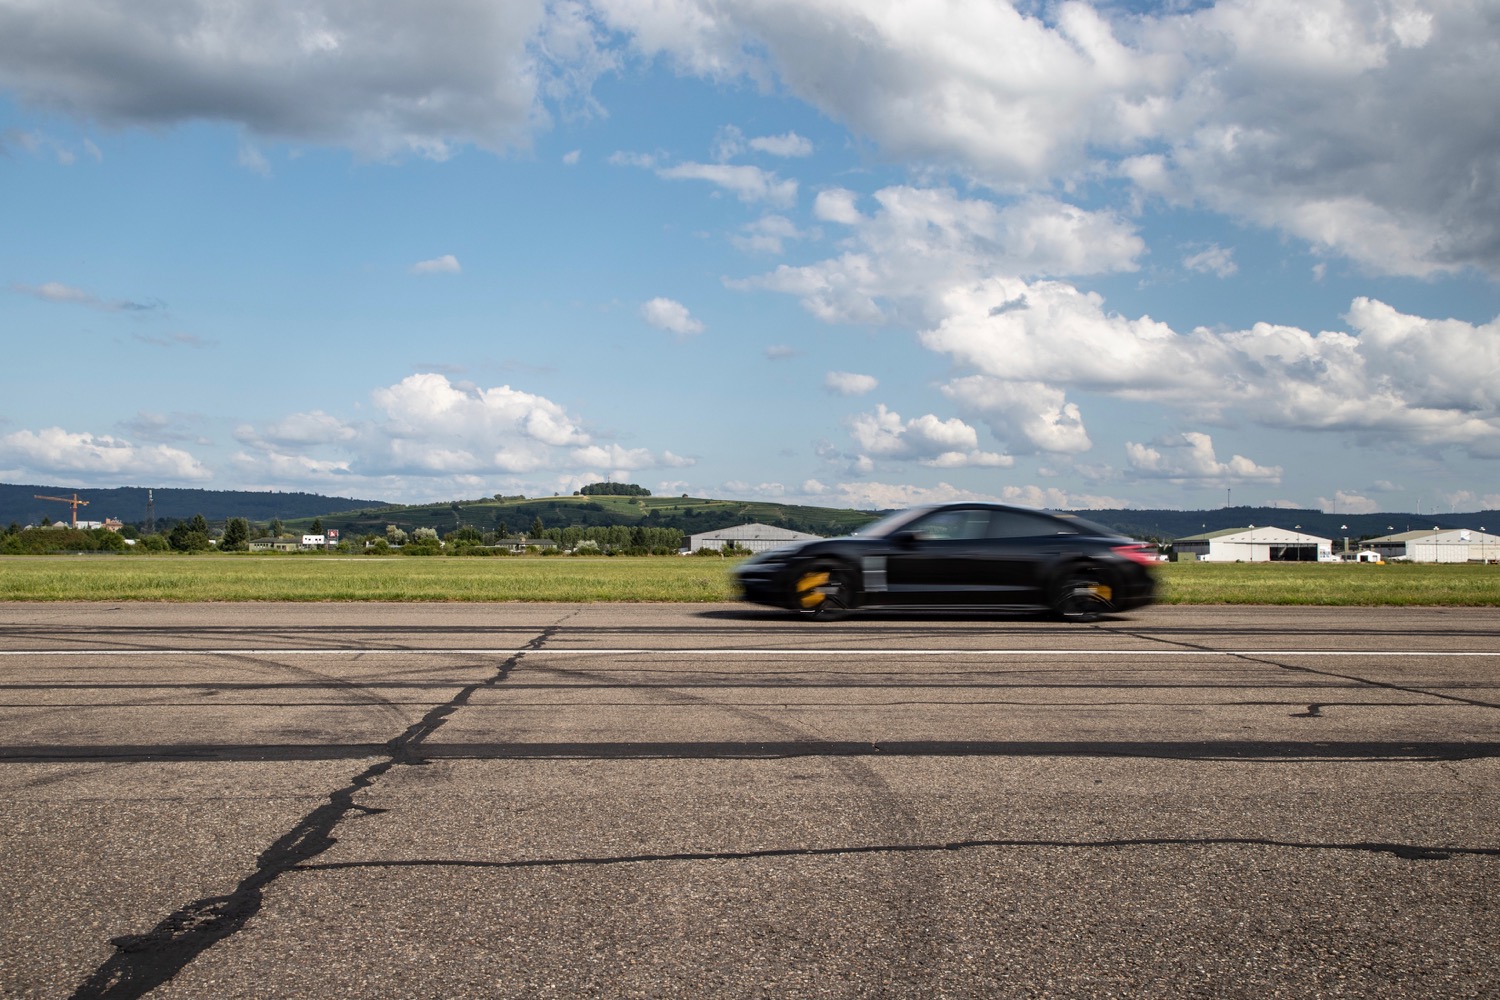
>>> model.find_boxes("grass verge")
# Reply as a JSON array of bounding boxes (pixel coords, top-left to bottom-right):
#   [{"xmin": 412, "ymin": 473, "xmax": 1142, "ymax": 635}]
[
  {"xmin": 2, "ymin": 554, "xmax": 1499, "ymax": 605},
  {"xmin": 0, "ymin": 555, "xmax": 740, "ymax": 602}
]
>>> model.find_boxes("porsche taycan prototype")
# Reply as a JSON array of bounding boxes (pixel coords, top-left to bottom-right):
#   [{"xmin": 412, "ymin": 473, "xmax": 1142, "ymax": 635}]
[{"xmin": 732, "ymin": 502, "xmax": 1157, "ymax": 621}]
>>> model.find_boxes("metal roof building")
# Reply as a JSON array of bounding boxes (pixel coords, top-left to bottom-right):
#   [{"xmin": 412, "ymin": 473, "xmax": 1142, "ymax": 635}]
[
  {"xmin": 1366, "ymin": 528, "xmax": 1500, "ymax": 563},
  {"xmin": 1174, "ymin": 525, "xmax": 1334, "ymax": 562},
  {"xmin": 689, "ymin": 523, "xmax": 822, "ymax": 553}
]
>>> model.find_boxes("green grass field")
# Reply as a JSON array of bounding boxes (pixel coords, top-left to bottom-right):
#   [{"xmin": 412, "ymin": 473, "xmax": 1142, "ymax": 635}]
[{"xmin": 1, "ymin": 554, "xmax": 1498, "ymax": 605}]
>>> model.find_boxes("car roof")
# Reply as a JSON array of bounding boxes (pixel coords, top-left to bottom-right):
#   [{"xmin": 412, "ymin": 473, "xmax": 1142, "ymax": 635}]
[{"xmin": 909, "ymin": 502, "xmax": 1123, "ymax": 535}]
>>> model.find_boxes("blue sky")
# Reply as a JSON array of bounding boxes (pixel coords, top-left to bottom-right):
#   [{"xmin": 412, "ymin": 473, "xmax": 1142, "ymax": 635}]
[{"xmin": 2, "ymin": 0, "xmax": 1498, "ymax": 514}]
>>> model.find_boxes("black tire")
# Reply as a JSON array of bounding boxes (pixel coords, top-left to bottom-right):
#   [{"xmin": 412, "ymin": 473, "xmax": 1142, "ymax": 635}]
[
  {"xmin": 792, "ymin": 562, "xmax": 854, "ymax": 621},
  {"xmin": 1051, "ymin": 563, "xmax": 1114, "ymax": 622}
]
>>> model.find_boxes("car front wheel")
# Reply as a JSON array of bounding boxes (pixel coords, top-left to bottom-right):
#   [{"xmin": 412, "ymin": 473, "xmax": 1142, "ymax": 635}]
[{"xmin": 793, "ymin": 562, "xmax": 854, "ymax": 621}]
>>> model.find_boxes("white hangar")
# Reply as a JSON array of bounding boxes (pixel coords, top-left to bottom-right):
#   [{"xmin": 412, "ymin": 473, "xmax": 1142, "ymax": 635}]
[
  {"xmin": 1366, "ymin": 528, "xmax": 1500, "ymax": 563},
  {"xmin": 689, "ymin": 523, "xmax": 822, "ymax": 553},
  {"xmin": 1174, "ymin": 526, "xmax": 1335, "ymax": 562}
]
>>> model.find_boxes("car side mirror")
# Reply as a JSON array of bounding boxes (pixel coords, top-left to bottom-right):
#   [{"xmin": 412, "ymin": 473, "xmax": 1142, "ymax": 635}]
[{"xmin": 891, "ymin": 529, "xmax": 919, "ymax": 547}]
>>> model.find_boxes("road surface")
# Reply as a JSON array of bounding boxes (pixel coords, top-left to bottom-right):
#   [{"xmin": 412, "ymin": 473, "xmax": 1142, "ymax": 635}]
[{"xmin": 2, "ymin": 602, "xmax": 1498, "ymax": 998}]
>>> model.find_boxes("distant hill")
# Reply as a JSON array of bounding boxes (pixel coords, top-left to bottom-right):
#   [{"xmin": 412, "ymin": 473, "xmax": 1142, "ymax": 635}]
[
  {"xmin": 1, "ymin": 483, "xmax": 393, "ymax": 528},
  {"xmin": 278, "ymin": 494, "xmax": 885, "ymax": 540},
  {"xmin": 6, "ymin": 482, "xmax": 1491, "ymax": 542}
]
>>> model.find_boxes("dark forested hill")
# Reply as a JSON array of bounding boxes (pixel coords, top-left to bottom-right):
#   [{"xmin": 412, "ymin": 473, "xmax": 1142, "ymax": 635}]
[{"xmin": 1, "ymin": 483, "xmax": 392, "ymax": 528}]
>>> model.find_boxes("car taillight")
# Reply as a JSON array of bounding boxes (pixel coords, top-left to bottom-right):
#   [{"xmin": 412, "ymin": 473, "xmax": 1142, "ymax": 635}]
[{"xmin": 1112, "ymin": 544, "xmax": 1158, "ymax": 566}]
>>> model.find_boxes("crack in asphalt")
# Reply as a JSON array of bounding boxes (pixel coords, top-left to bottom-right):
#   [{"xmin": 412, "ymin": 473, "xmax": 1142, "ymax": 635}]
[
  {"xmin": 67, "ymin": 624, "xmax": 562, "ymax": 1000},
  {"xmin": 287, "ymin": 833, "xmax": 1500, "ymax": 871}
]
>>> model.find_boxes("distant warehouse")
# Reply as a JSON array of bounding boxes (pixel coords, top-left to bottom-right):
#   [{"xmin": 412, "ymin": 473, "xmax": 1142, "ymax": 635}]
[
  {"xmin": 690, "ymin": 523, "xmax": 823, "ymax": 554},
  {"xmin": 1174, "ymin": 526, "xmax": 1334, "ymax": 562},
  {"xmin": 1366, "ymin": 528, "xmax": 1500, "ymax": 563}
]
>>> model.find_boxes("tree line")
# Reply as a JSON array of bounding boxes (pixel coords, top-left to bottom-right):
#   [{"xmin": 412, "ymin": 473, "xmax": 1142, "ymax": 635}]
[
  {"xmin": 578, "ymin": 481, "xmax": 651, "ymax": 496},
  {"xmin": 0, "ymin": 515, "xmax": 690, "ymax": 556}
]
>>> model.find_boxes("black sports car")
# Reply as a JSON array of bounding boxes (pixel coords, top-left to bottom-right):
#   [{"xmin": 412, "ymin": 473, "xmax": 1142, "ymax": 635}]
[{"xmin": 732, "ymin": 501, "xmax": 1157, "ymax": 620}]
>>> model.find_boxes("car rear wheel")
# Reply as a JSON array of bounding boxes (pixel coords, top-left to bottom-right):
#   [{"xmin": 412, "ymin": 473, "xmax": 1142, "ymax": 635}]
[
  {"xmin": 1052, "ymin": 563, "xmax": 1114, "ymax": 622},
  {"xmin": 793, "ymin": 562, "xmax": 854, "ymax": 621}
]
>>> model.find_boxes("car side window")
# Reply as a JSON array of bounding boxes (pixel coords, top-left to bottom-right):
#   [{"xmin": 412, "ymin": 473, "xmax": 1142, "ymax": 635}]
[
  {"xmin": 985, "ymin": 511, "xmax": 1073, "ymax": 539},
  {"xmin": 910, "ymin": 508, "xmax": 990, "ymax": 540}
]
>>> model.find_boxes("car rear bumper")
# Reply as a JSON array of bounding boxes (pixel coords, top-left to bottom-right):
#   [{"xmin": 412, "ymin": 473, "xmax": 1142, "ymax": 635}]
[{"xmin": 1109, "ymin": 568, "xmax": 1157, "ymax": 610}]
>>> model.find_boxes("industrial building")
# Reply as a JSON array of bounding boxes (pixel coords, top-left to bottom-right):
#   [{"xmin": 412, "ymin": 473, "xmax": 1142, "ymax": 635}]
[
  {"xmin": 1174, "ymin": 526, "xmax": 1335, "ymax": 562},
  {"xmin": 689, "ymin": 523, "xmax": 822, "ymax": 553},
  {"xmin": 1365, "ymin": 528, "xmax": 1500, "ymax": 563}
]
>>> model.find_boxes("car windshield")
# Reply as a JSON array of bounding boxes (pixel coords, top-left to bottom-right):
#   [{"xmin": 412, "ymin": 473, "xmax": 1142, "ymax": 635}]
[{"xmin": 851, "ymin": 506, "xmax": 937, "ymax": 538}]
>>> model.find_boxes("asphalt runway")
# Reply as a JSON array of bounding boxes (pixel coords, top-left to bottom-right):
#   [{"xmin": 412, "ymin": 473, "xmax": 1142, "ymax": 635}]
[{"xmin": 2, "ymin": 602, "xmax": 1498, "ymax": 999}]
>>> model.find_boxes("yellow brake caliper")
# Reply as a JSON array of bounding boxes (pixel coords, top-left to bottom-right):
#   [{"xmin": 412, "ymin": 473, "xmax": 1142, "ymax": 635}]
[{"xmin": 796, "ymin": 571, "xmax": 830, "ymax": 608}]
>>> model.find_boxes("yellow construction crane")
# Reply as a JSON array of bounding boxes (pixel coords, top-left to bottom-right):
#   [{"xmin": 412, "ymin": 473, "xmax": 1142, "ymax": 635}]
[{"xmin": 34, "ymin": 493, "xmax": 90, "ymax": 527}]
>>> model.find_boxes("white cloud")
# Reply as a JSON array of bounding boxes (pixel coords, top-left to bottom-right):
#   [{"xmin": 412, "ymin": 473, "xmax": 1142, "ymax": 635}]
[
  {"xmin": 0, "ymin": 0, "xmax": 568, "ymax": 160},
  {"xmin": 227, "ymin": 373, "xmax": 692, "ymax": 491},
  {"xmin": 656, "ymin": 161, "xmax": 798, "ymax": 207},
  {"xmin": 573, "ymin": 443, "xmax": 694, "ymax": 471},
  {"xmin": 916, "ymin": 278, "xmax": 1500, "ymax": 459},
  {"xmin": 608, "ymin": 150, "xmax": 657, "ymax": 169},
  {"xmin": 232, "ymin": 449, "xmax": 353, "ymax": 481},
  {"xmin": 641, "ymin": 297, "xmax": 705, "ymax": 335},
  {"xmin": 373, "ymin": 373, "xmax": 587, "ymax": 449},
  {"xmin": 2, "ymin": 127, "xmax": 98, "ymax": 164},
  {"xmin": 817, "ymin": 480, "xmax": 999, "ymax": 511},
  {"xmin": 0, "ymin": 427, "xmax": 210, "ymax": 482},
  {"xmin": 992, "ymin": 484, "xmax": 1133, "ymax": 511},
  {"xmin": 1316, "ymin": 491, "xmax": 1379, "ymax": 515},
  {"xmin": 721, "ymin": 480, "xmax": 788, "ymax": 499},
  {"xmin": 735, "ymin": 187, "xmax": 1143, "ymax": 325},
  {"xmin": 119, "ymin": 411, "xmax": 212, "ymax": 446},
  {"xmin": 235, "ymin": 410, "xmax": 358, "ymax": 448},
  {"xmin": 598, "ymin": 0, "xmax": 1157, "ymax": 184},
  {"xmin": 847, "ymin": 404, "xmax": 1012, "ymax": 469},
  {"xmin": 1138, "ymin": 0, "xmax": 1497, "ymax": 276},
  {"xmin": 12, "ymin": 281, "xmax": 161, "ymax": 313},
  {"xmin": 813, "ymin": 188, "xmax": 863, "ymax": 225},
  {"xmin": 941, "ymin": 376, "xmax": 1091, "ymax": 455},
  {"xmin": 823, "ymin": 371, "xmax": 878, "ymax": 396},
  {"xmin": 748, "ymin": 131, "xmax": 812, "ymax": 157},
  {"xmin": 16, "ymin": 283, "xmax": 99, "ymax": 307},
  {"xmin": 593, "ymin": 0, "xmax": 1500, "ymax": 277},
  {"xmin": 1182, "ymin": 243, "xmax": 1237, "ymax": 278},
  {"xmin": 8, "ymin": 2, "xmax": 1495, "ymax": 275},
  {"xmin": 731, "ymin": 214, "xmax": 802, "ymax": 254},
  {"xmin": 237, "ymin": 141, "xmax": 271, "ymax": 176},
  {"xmin": 412, "ymin": 254, "xmax": 461, "ymax": 275},
  {"xmin": 798, "ymin": 477, "xmax": 1133, "ymax": 512},
  {"xmin": 1125, "ymin": 432, "xmax": 1282, "ymax": 484}
]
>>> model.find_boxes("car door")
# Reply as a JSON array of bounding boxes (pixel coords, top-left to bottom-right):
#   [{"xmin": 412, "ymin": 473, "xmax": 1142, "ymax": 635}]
[
  {"xmin": 883, "ymin": 507, "xmax": 995, "ymax": 604},
  {"xmin": 966, "ymin": 509, "xmax": 1078, "ymax": 604}
]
